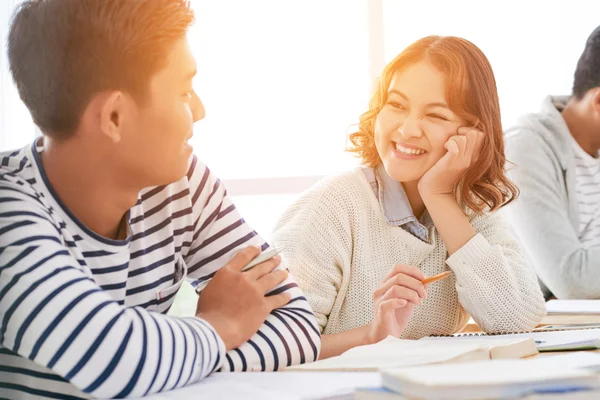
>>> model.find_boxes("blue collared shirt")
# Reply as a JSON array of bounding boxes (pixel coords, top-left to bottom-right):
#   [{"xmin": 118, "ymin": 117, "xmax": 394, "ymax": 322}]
[{"xmin": 363, "ymin": 165, "xmax": 432, "ymax": 243}]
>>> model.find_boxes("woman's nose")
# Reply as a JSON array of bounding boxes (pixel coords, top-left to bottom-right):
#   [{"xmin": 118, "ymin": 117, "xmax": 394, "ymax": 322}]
[{"xmin": 397, "ymin": 115, "xmax": 423, "ymax": 139}]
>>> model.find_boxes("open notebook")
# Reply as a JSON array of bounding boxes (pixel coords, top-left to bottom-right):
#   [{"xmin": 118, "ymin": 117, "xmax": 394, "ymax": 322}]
[
  {"xmin": 423, "ymin": 328, "xmax": 600, "ymax": 352},
  {"xmin": 380, "ymin": 352, "xmax": 600, "ymax": 400},
  {"xmin": 285, "ymin": 335, "xmax": 537, "ymax": 372}
]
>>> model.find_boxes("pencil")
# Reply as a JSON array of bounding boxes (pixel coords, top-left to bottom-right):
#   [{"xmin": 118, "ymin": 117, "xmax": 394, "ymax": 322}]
[{"xmin": 421, "ymin": 271, "xmax": 453, "ymax": 285}]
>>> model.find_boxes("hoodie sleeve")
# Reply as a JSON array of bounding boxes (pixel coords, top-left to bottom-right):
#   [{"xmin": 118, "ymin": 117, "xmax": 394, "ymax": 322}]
[{"xmin": 503, "ymin": 129, "xmax": 600, "ymax": 299}]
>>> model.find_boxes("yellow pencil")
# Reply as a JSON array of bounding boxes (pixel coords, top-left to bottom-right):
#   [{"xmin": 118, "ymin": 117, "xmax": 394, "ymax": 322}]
[{"xmin": 421, "ymin": 271, "xmax": 453, "ymax": 285}]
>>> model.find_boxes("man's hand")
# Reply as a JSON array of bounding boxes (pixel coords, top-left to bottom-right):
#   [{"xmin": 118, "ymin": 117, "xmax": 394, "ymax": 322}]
[{"xmin": 196, "ymin": 246, "xmax": 290, "ymax": 351}]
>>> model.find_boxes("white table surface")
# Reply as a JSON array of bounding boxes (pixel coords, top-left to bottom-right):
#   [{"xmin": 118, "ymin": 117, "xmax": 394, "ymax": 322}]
[{"xmin": 142, "ymin": 371, "xmax": 381, "ymax": 400}]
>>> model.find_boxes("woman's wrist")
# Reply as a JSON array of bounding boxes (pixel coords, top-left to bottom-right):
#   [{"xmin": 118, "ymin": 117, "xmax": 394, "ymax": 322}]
[
  {"xmin": 421, "ymin": 192, "xmax": 476, "ymax": 255},
  {"xmin": 361, "ymin": 323, "xmax": 379, "ymax": 346},
  {"xmin": 420, "ymin": 191, "xmax": 455, "ymax": 209}
]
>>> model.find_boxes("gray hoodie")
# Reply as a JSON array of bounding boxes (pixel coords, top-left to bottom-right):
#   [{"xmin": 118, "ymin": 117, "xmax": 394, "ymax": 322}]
[{"xmin": 503, "ymin": 95, "xmax": 600, "ymax": 299}]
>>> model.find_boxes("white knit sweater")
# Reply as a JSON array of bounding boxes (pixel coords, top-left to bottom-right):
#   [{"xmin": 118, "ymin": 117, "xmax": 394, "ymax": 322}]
[{"xmin": 271, "ymin": 168, "xmax": 546, "ymax": 338}]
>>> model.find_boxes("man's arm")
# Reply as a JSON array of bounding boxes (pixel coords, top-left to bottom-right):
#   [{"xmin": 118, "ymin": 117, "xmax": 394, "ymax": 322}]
[
  {"xmin": 183, "ymin": 157, "xmax": 321, "ymax": 370},
  {"xmin": 503, "ymin": 131, "xmax": 600, "ymax": 299},
  {"xmin": 0, "ymin": 192, "xmax": 225, "ymax": 398}
]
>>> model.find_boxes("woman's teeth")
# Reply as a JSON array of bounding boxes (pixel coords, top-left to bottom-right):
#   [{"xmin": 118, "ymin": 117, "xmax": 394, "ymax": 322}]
[{"xmin": 395, "ymin": 143, "xmax": 426, "ymax": 156}]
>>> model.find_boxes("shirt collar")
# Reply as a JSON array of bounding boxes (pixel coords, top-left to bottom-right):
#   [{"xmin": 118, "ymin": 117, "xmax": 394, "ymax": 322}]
[{"xmin": 374, "ymin": 164, "xmax": 418, "ymax": 227}]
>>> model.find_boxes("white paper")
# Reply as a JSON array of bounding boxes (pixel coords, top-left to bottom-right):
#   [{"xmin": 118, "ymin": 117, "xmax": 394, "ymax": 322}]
[
  {"xmin": 288, "ymin": 336, "xmax": 535, "ymax": 371},
  {"xmin": 423, "ymin": 328, "xmax": 600, "ymax": 351},
  {"xmin": 546, "ymin": 300, "xmax": 600, "ymax": 315},
  {"xmin": 386, "ymin": 352, "xmax": 600, "ymax": 386},
  {"xmin": 142, "ymin": 371, "xmax": 380, "ymax": 400}
]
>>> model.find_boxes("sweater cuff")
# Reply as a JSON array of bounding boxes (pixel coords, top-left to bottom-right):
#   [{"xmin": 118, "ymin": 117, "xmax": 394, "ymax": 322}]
[{"xmin": 446, "ymin": 233, "xmax": 492, "ymax": 274}]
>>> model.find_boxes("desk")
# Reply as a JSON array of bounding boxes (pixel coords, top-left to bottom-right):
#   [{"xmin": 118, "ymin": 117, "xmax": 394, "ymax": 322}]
[
  {"xmin": 147, "ymin": 314, "xmax": 600, "ymax": 399},
  {"xmin": 144, "ymin": 371, "xmax": 380, "ymax": 400}
]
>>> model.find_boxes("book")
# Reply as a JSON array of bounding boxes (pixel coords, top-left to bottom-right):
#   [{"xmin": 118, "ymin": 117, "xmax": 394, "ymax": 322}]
[
  {"xmin": 422, "ymin": 328, "xmax": 600, "ymax": 352},
  {"xmin": 351, "ymin": 387, "xmax": 600, "ymax": 400},
  {"xmin": 380, "ymin": 352, "xmax": 600, "ymax": 400},
  {"xmin": 546, "ymin": 300, "xmax": 600, "ymax": 315},
  {"xmin": 542, "ymin": 315, "xmax": 600, "ymax": 325},
  {"xmin": 286, "ymin": 335, "xmax": 537, "ymax": 372}
]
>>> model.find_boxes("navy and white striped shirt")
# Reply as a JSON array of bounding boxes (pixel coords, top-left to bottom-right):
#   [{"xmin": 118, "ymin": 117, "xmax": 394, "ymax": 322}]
[{"xmin": 0, "ymin": 140, "xmax": 321, "ymax": 399}]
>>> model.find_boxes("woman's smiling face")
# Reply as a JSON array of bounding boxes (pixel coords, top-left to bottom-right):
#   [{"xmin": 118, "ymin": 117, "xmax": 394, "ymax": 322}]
[{"xmin": 374, "ymin": 61, "xmax": 466, "ymax": 183}]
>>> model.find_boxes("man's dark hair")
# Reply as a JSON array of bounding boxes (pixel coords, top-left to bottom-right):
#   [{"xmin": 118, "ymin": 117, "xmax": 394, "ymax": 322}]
[
  {"xmin": 573, "ymin": 25, "xmax": 600, "ymax": 99},
  {"xmin": 8, "ymin": 0, "xmax": 194, "ymax": 139}
]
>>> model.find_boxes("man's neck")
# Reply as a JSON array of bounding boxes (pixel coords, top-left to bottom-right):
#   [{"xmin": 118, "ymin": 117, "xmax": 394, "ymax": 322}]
[
  {"xmin": 562, "ymin": 101, "xmax": 600, "ymax": 157},
  {"xmin": 40, "ymin": 137, "xmax": 140, "ymax": 240}
]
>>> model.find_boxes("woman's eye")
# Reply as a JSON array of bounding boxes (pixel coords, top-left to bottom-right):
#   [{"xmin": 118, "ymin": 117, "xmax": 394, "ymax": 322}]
[
  {"xmin": 428, "ymin": 113, "xmax": 448, "ymax": 121},
  {"xmin": 388, "ymin": 101, "xmax": 405, "ymax": 110}
]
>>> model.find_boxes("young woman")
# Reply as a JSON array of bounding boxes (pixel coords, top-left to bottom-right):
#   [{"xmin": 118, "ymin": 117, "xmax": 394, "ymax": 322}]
[{"xmin": 271, "ymin": 36, "xmax": 546, "ymax": 360}]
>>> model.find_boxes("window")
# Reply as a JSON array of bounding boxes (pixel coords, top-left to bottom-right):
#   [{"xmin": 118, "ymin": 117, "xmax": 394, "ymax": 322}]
[
  {"xmin": 187, "ymin": 0, "xmax": 372, "ymax": 236},
  {"xmin": 381, "ymin": 0, "xmax": 600, "ymax": 128},
  {"xmin": 2, "ymin": 0, "xmax": 599, "ymax": 236}
]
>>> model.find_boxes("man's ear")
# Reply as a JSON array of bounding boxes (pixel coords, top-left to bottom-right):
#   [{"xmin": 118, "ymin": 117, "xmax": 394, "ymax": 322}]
[
  {"xmin": 99, "ymin": 91, "xmax": 125, "ymax": 143},
  {"xmin": 591, "ymin": 87, "xmax": 600, "ymax": 116}
]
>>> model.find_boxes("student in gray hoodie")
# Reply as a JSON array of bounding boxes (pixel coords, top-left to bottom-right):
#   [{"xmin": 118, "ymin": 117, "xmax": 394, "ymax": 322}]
[{"xmin": 504, "ymin": 25, "xmax": 600, "ymax": 300}]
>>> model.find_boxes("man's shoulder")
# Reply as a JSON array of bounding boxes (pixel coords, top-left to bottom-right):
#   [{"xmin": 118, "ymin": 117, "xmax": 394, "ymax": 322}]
[
  {"xmin": 504, "ymin": 113, "xmax": 566, "ymax": 166},
  {"xmin": 505, "ymin": 97, "xmax": 572, "ymax": 151},
  {"xmin": 0, "ymin": 146, "xmax": 66, "ymax": 234},
  {"xmin": 0, "ymin": 146, "xmax": 47, "ymax": 205},
  {"xmin": 0, "ymin": 146, "xmax": 33, "ymax": 179}
]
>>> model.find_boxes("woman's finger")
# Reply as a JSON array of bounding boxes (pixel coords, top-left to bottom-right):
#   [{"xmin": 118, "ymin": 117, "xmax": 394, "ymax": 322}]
[
  {"xmin": 381, "ymin": 284, "xmax": 422, "ymax": 305},
  {"xmin": 374, "ymin": 273, "xmax": 427, "ymax": 301},
  {"xmin": 383, "ymin": 264, "xmax": 425, "ymax": 283}
]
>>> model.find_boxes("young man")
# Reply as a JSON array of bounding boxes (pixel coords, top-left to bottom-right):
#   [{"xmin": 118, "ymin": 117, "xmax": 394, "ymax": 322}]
[
  {"xmin": 503, "ymin": 26, "xmax": 600, "ymax": 300},
  {"xmin": 0, "ymin": 1, "xmax": 320, "ymax": 399}
]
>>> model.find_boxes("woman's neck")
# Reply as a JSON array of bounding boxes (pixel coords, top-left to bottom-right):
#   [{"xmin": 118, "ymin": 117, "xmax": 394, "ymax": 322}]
[{"xmin": 402, "ymin": 180, "xmax": 425, "ymax": 220}]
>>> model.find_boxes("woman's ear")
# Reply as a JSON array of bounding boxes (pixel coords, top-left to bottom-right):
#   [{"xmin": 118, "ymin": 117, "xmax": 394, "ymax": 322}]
[{"xmin": 471, "ymin": 118, "xmax": 484, "ymax": 132}]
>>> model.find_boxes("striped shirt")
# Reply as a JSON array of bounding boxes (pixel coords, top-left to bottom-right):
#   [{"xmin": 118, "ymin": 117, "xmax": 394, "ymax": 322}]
[
  {"xmin": 0, "ymin": 140, "xmax": 320, "ymax": 399},
  {"xmin": 572, "ymin": 137, "xmax": 600, "ymax": 248}
]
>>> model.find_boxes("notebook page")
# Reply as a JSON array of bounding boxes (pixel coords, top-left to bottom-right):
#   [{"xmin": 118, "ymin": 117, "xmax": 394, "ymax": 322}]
[{"xmin": 422, "ymin": 328, "xmax": 600, "ymax": 351}]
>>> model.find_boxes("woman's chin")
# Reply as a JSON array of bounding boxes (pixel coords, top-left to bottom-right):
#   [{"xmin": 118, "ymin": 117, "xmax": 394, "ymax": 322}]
[{"xmin": 383, "ymin": 163, "xmax": 425, "ymax": 184}]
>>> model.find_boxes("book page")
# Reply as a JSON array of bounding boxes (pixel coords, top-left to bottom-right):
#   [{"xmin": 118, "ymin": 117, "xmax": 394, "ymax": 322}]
[{"xmin": 287, "ymin": 336, "xmax": 534, "ymax": 371}]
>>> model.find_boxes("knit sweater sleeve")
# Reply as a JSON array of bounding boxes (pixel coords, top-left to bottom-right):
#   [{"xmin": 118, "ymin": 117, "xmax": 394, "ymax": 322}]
[
  {"xmin": 271, "ymin": 180, "xmax": 353, "ymax": 333},
  {"xmin": 445, "ymin": 211, "xmax": 546, "ymax": 333}
]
